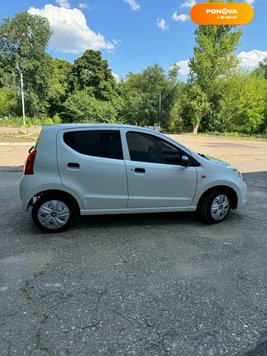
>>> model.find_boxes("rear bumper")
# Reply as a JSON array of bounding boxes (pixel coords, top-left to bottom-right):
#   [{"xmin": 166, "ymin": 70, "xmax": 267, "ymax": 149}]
[{"xmin": 19, "ymin": 176, "xmax": 36, "ymax": 211}]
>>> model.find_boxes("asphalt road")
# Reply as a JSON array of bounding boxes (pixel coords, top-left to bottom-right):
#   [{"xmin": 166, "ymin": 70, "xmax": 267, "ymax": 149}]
[{"xmin": 0, "ymin": 170, "xmax": 267, "ymax": 356}]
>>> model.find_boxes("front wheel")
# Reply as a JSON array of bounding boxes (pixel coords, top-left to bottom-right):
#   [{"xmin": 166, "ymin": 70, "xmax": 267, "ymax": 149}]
[
  {"xmin": 199, "ymin": 190, "xmax": 231, "ymax": 224},
  {"xmin": 32, "ymin": 194, "xmax": 77, "ymax": 233}
]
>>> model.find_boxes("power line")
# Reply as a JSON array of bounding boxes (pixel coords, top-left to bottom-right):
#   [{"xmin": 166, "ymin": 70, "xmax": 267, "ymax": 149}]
[{"xmin": 110, "ymin": 32, "xmax": 192, "ymax": 66}]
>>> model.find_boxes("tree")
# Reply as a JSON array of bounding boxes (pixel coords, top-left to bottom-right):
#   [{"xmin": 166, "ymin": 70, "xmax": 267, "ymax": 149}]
[
  {"xmin": 69, "ymin": 50, "xmax": 119, "ymax": 102},
  {"xmin": 180, "ymin": 84, "xmax": 210, "ymax": 134},
  {"xmin": 188, "ymin": 1, "xmax": 242, "ymax": 133},
  {"xmin": 0, "ymin": 12, "xmax": 53, "ymax": 117},
  {"xmin": 253, "ymin": 57, "xmax": 267, "ymax": 80},
  {"xmin": 120, "ymin": 64, "xmax": 181, "ymax": 128},
  {"xmin": 62, "ymin": 90, "xmax": 121, "ymax": 123},
  {"xmin": 0, "ymin": 88, "xmax": 18, "ymax": 117},
  {"xmin": 217, "ymin": 72, "xmax": 267, "ymax": 134},
  {"xmin": 48, "ymin": 59, "xmax": 73, "ymax": 117},
  {"xmin": 253, "ymin": 58, "xmax": 267, "ymax": 131}
]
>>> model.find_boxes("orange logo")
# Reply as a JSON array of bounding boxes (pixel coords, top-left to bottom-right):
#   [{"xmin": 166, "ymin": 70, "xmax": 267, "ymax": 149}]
[{"xmin": 190, "ymin": 2, "xmax": 254, "ymax": 25}]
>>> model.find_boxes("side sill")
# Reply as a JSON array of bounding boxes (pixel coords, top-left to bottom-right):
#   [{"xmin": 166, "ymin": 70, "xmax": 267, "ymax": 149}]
[{"xmin": 80, "ymin": 206, "xmax": 197, "ymax": 216}]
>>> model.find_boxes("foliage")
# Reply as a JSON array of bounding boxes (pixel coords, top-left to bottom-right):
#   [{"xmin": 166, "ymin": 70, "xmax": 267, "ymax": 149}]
[
  {"xmin": 217, "ymin": 72, "xmax": 267, "ymax": 134},
  {"xmin": 0, "ymin": 12, "xmax": 53, "ymax": 117},
  {"xmin": 0, "ymin": 116, "xmax": 58, "ymax": 127},
  {"xmin": 180, "ymin": 84, "xmax": 210, "ymax": 134},
  {"xmin": 62, "ymin": 90, "xmax": 121, "ymax": 123},
  {"xmin": 188, "ymin": 8, "xmax": 242, "ymax": 133},
  {"xmin": 189, "ymin": 26, "xmax": 242, "ymax": 90},
  {"xmin": 48, "ymin": 59, "xmax": 73, "ymax": 116},
  {"xmin": 120, "ymin": 64, "xmax": 181, "ymax": 128},
  {"xmin": 0, "ymin": 88, "xmax": 18, "ymax": 117},
  {"xmin": 68, "ymin": 50, "xmax": 120, "ymax": 102},
  {"xmin": 253, "ymin": 57, "xmax": 267, "ymax": 80}
]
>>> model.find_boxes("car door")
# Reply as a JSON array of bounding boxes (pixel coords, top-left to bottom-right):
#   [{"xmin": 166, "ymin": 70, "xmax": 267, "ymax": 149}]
[
  {"xmin": 57, "ymin": 128, "xmax": 128, "ymax": 210},
  {"xmin": 123, "ymin": 130, "xmax": 198, "ymax": 209}
]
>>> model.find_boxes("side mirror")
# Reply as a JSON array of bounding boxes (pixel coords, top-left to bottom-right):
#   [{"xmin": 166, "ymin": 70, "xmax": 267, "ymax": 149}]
[{"xmin": 181, "ymin": 155, "xmax": 189, "ymax": 167}]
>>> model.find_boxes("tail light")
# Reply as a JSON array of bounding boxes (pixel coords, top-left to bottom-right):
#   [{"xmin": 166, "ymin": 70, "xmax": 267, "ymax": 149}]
[{"xmin": 24, "ymin": 150, "xmax": 37, "ymax": 175}]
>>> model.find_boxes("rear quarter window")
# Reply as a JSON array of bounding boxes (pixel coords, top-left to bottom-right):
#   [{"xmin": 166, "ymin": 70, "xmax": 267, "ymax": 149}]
[{"xmin": 63, "ymin": 130, "xmax": 123, "ymax": 160}]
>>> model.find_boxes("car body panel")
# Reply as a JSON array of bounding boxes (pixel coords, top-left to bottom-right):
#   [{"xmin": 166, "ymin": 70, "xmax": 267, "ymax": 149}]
[{"xmin": 124, "ymin": 160, "xmax": 198, "ymax": 208}]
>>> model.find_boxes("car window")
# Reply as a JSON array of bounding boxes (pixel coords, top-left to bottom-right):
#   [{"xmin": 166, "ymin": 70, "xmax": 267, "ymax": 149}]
[
  {"xmin": 64, "ymin": 130, "xmax": 123, "ymax": 160},
  {"xmin": 126, "ymin": 131, "xmax": 181, "ymax": 165}
]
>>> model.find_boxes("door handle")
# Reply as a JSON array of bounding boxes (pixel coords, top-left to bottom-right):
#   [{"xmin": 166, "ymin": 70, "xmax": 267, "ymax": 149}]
[
  {"xmin": 67, "ymin": 162, "xmax": 80, "ymax": 169},
  {"xmin": 134, "ymin": 168, "xmax": 145, "ymax": 173}
]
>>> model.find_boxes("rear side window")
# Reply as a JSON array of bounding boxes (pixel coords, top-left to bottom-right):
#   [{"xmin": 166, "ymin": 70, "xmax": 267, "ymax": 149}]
[{"xmin": 64, "ymin": 130, "xmax": 123, "ymax": 160}]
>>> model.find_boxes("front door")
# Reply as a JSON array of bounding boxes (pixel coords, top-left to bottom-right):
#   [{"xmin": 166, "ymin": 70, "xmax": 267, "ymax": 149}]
[{"xmin": 124, "ymin": 130, "xmax": 197, "ymax": 209}]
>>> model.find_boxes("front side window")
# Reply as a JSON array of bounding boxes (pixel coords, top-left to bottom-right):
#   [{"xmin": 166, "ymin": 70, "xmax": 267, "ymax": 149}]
[
  {"xmin": 126, "ymin": 131, "xmax": 182, "ymax": 165},
  {"xmin": 64, "ymin": 130, "xmax": 123, "ymax": 160}
]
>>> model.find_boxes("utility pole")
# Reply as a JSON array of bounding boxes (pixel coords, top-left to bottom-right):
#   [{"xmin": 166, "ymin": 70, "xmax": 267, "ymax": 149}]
[
  {"xmin": 16, "ymin": 63, "xmax": 26, "ymax": 127},
  {"xmin": 158, "ymin": 91, "xmax": 161, "ymax": 130}
]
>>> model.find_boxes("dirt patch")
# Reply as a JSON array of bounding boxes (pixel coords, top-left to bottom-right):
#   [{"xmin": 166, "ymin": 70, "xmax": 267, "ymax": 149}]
[{"xmin": 0, "ymin": 126, "xmax": 41, "ymax": 143}]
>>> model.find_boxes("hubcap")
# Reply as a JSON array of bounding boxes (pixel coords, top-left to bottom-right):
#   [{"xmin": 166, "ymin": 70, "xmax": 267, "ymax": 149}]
[
  {"xmin": 211, "ymin": 194, "xmax": 230, "ymax": 221},
  {"xmin": 38, "ymin": 200, "xmax": 70, "ymax": 229}
]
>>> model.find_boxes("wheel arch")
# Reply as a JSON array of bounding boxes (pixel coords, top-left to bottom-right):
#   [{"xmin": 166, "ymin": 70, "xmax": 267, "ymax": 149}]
[
  {"xmin": 28, "ymin": 189, "xmax": 81, "ymax": 214},
  {"xmin": 197, "ymin": 185, "xmax": 238, "ymax": 210}
]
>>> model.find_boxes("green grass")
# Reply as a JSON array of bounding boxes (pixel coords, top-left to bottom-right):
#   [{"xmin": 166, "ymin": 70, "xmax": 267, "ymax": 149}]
[
  {"xmin": 0, "ymin": 116, "xmax": 59, "ymax": 127},
  {"xmin": 198, "ymin": 131, "xmax": 267, "ymax": 141}
]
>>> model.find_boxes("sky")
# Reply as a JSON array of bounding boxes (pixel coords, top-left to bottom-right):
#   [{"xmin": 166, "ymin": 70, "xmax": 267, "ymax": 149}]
[{"xmin": 0, "ymin": 0, "xmax": 267, "ymax": 80}]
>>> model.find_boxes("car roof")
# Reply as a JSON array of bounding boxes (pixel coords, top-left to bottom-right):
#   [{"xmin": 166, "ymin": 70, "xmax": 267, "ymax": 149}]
[{"xmin": 42, "ymin": 123, "xmax": 160, "ymax": 134}]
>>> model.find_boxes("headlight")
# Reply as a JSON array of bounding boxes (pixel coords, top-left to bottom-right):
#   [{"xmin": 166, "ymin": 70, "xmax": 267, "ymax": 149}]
[{"xmin": 228, "ymin": 166, "xmax": 242, "ymax": 179}]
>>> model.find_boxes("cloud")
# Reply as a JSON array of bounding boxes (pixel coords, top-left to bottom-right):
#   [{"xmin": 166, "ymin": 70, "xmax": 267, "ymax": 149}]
[
  {"xmin": 244, "ymin": 0, "xmax": 255, "ymax": 4},
  {"xmin": 56, "ymin": 0, "xmax": 71, "ymax": 9},
  {"xmin": 79, "ymin": 2, "xmax": 90, "ymax": 10},
  {"xmin": 112, "ymin": 72, "xmax": 121, "ymax": 82},
  {"xmin": 173, "ymin": 60, "xmax": 190, "ymax": 76},
  {"xmin": 237, "ymin": 50, "xmax": 267, "ymax": 70},
  {"xmin": 172, "ymin": 50, "xmax": 267, "ymax": 78},
  {"xmin": 123, "ymin": 0, "xmax": 140, "ymax": 11},
  {"xmin": 28, "ymin": 4, "xmax": 114, "ymax": 54},
  {"xmin": 172, "ymin": 12, "xmax": 190, "ymax": 22},
  {"xmin": 181, "ymin": 0, "xmax": 196, "ymax": 8},
  {"xmin": 157, "ymin": 18, "xmax": 169, "ymax": 31}
]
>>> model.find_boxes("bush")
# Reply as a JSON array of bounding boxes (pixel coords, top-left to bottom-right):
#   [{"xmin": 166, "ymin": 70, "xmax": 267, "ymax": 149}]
[
  {"xmin": 0, "ymin": 89, "xmax": 19, "ymax": 117},
  {"xmin": 43, "ymin": 117, "xmax": 54, "ymax": 125},
  {"xmin": 53, "ymin": 114, "xmax": 61, "ymax": 124},
  {"xmin": 0, "ymin": 116, "xmax": 60, "ymax": 127},
  {"xmin": 61, "ymin": 90, "xmax": 121, "ymax": 123}
]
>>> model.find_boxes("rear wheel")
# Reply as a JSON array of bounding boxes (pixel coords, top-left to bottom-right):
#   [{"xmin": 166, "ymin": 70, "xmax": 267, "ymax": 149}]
[
  {"xmin": 32, "ymin": 194, "xmax": 77, "ymax": 233},
  {"xmin": 199, "ymin": 190, "xmax": 231, "ymax": 224}
]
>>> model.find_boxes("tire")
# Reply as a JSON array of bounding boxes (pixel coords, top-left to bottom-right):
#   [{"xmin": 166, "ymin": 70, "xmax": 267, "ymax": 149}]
[
  {"xmin": 32, "ymin": 194, "xmax": 77, "ymax": 233},
  {"xmin": 199, "ymin": 190, "xmax": 231, "ymax": 224}
]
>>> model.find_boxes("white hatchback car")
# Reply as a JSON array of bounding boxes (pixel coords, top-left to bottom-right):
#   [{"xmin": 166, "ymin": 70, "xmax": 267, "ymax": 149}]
[{"xmin": 20, "ymin": 124, "xmax": 247, "ymax": 233}]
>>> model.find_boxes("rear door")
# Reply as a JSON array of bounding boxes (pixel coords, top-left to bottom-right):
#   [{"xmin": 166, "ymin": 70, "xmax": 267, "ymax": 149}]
[
  {"xmin": 57, "ymin": 128, "xmax": 128, "ymax": 210},
  {"xmin": 122, "ymin": 129, "xmax": 198, "ymax": 209}
]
